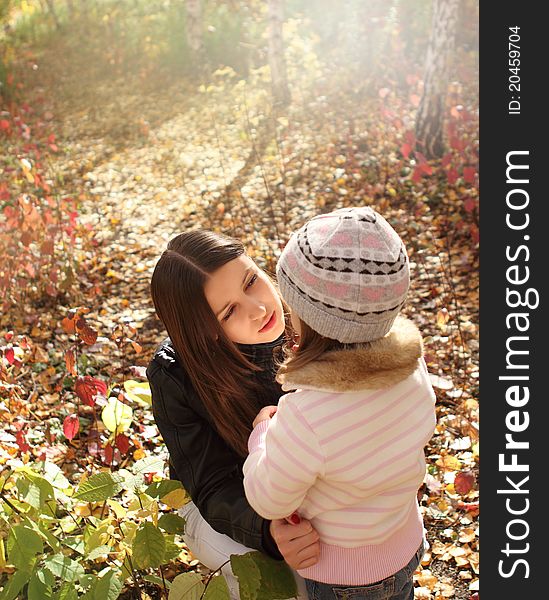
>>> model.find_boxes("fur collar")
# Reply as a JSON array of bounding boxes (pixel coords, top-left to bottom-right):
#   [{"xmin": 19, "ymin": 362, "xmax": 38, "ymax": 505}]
[{"xmin": 278, "ymin": 316, "xmax": 423, "ymax": 392}]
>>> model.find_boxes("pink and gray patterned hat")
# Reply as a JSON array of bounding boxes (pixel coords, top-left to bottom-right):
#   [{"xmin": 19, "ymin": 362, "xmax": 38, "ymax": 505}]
[{"xmin": 276, "ymin": 206, "xmax": 410, "ymax": 343}]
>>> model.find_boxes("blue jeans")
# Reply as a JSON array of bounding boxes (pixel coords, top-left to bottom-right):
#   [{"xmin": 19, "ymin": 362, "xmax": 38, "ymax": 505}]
[{"xmin": 305, "ymin": 542, "xmax": 425, "ymax": 600}]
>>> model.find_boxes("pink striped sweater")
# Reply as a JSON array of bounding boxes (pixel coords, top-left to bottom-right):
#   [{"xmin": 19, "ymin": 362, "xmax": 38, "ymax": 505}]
[{"xmin": 243, "ymin": 316, "xmax": 437, "ymax": 585}]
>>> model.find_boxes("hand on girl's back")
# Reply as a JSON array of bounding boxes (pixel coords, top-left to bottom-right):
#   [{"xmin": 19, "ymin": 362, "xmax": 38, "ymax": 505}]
[
  {"xmin": 270, "ymin": 517, "xmax": 320, "ymax": 570},
  {"xmin": 252, "ymin": 405, "xmax": 278, "ymax": 428}
]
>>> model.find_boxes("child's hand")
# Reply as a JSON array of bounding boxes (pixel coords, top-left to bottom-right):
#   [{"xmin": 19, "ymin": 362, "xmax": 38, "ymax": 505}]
[{"xmin": 253, "ymin": 405, "xmax": 278, "ymax": 428}]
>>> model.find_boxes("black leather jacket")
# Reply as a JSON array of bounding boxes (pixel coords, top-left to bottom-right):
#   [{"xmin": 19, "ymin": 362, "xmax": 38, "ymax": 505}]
[{"xmin": 146, "ymin": 335, "xmax": 285, "ymax": 559}]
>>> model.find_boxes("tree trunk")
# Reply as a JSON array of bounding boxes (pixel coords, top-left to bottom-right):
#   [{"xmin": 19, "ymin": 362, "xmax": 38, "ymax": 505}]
[
  {"xmin": 186, "ymin": 0, "xmax": 203, "ymax": 64},
  {"xmin": 44, "ymin": 0, "xmax": 61, "ymax": 30},
  {"xmin": 267, "ymin": 0, "xmax": 291, "ymax": 107},
  {"xmin": 415, "ymin": 0, "xmax": 459, "ymax": 159}
]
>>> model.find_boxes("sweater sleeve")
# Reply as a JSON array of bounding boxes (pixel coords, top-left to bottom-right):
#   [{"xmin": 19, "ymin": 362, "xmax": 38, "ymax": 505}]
[
  {"xmin": 243, "ymin": 394, "xmax": 324, "ymax": 520},
  {"xmin": 147, "ymin": 358, "xmax": 283, "ymax": 560}
]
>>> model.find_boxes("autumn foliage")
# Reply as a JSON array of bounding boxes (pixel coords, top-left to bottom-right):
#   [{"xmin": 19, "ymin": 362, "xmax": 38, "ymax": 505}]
[{"xmin": 1, "ymin": 1, "xmax": 478, "ymax": 599}]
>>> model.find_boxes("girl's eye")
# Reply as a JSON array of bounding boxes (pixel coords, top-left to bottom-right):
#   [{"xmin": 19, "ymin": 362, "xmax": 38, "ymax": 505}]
[
  {"xmin": 246, "ymin": 274, "xmax": 258, "ymax": 289},
  {"xmin": 223, "ymin": 306, "xmax": 234, "ymax": 321}
]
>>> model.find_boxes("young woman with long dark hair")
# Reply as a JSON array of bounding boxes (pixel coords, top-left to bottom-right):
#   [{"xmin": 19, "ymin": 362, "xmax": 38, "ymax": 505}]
[{"xmin": 147, "ymin": 230, "xmax": 317, "ymax": 598}]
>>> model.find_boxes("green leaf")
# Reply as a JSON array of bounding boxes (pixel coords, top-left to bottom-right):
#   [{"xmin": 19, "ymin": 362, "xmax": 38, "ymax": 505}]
[
  {"xmin": 146, "ymin": 479, "xmax": 183, "ymax": 499},
  {"xmin": 86, "ymin": 544, "xmax": 111, "ymax": 561},
  {"xmin": 132, "ymin": 522, "xmax": 165, "ymax": 569},
  {"xmin": 168, "ymin": 572, "xmax": 204, "ymax": 600},
  {"xmin": 0, "ymin": 565, "xmax": 34, "ymax": 600},
  {"xmin": 93, "ymin": 568, "xmax": 124, "ymax": 600},
  {"xmin": 230, "ymin": 554, "xmax": 261, "ymax": 600},
  {"xmin": 17, "ymin": 470, "xmax": 55, "ymax": 510},
  {"xmin": 7, "ymin": 525, "xmax": 43, "ymax": 569},
  {"xmin": 54, "ymin": 582, "xmax": 78, "ymax": 600},
  {"xmin": 74, "ymin": 472, "xmax": 124, "ymax": 502},
  {"xmin": 44, "ymin": 461, "xmax": 70, "ymax": 490},
  {"xmin": 28, "ymin": 569, "xmax": 55, "ymax": 600},
  {"xmin": 124, "ymin": 380, "xmax": 152, "ymax": 406},
  {"xmin": 163, "ymin": 534, "xmax": 182, "ymax": 561},
  {"xmin": 61, "ymin": 535, "xmax": 86, "ymax": 555},
  {"xmin": 132, "ymin": 455, "xmax": 164, "ymax": 477},
  {"xmin": 158, "ymin": 513, "xmax": 186, "ymax": 534},
  {"xmin": 23, "ymin": 515, "xmax": 62, "ymax": 552},
  {"xmin": 143, "ymin": 573, "xmax": 171, "ymax": 589},
  {"xmin": 232, "ymin": 551, "xmax": 297, "ymax": 600},
  {"xmin": 43, "ymin": 553, "xmax": 85, "ymax": 582},
  {"xmin": 101, "ymin": 397, "xmax": 133, "ymax": 433},
  {"xmin": 203, "ymin": 575, "xmax": 231, "ymax": 600},
  {"xmin": 117, "ymin": 468, "xmax": 144, "ymax": 492}
]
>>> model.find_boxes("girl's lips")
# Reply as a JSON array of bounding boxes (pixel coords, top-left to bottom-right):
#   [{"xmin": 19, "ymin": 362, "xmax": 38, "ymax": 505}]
[{"xmin": 259, "ymin": 311, "xmax": 276, "ymax": 333}]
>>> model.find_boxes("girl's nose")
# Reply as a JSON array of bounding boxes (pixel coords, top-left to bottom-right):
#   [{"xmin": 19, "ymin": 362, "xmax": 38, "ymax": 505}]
[{"xmin": 247, "ymin": 298, "xmax": 267, "ymax": 320}]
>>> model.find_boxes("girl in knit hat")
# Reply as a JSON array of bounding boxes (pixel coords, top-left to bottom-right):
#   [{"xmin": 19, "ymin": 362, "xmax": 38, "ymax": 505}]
[{"xmin": 243, "ymin": 206, "xmax": 437, "ymax": 599}]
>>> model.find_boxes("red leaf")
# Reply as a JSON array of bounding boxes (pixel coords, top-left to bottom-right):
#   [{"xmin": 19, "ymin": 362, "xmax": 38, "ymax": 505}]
[
  {"xmin": 0, "ymin": 119, "xmax": 10, "ymax": 131},
  {"xmin": 74, "ymin": 376, "xmax": 107, "ymax": 407},
  {"xmin": 447, "ymin": 168, "xmax": 459, "ymax": 185},
  {"xmin": 415, "ymin": 151, "xmax": 427, "ymax": 165},
  {"xmin": 63, "ymin": 414, "xmax": 80, "ymax": 440},
  {"xmin": 41, "ymin": 240, "xmax": 54, "ymax": 255},
  {"xmin": 75, "ymin": 317, "xmax": 98, "ymax": 345},
  {"xmin": 4, "ymin": 331, "xmax": 14, "ymax": 342},
  {"xmin": 400, "ymin": 143, "xmax": 412, "ymax": 159},
  {"xmin": 20, "ymin": 231, "xmax": 33, "ymax": 247},
  {"xmin": 455, "ymin": 471, "xmax": 476, "ymax": 495},
  {"xmin": 441, "ymin": 153, "xmax": 453, "ymax": 168},
  {"xmin": 450, "ymin": 137, "xmax": 465, "ymax": 152},
  {"xmin": 420, "ymin": 163, "xmax": 433, "ymax": 176},
  {"xmin": 103, "ymin": 444, "xmax": 121, "ymax": 466},
  {"xmin": 15, "ymin": 430, "xmax": 30, "ymax": 453},
  {"xmin": 65, "ymin": 349, "xmax": 77, "ymax": 376},
  {"xmin": 464, "ymin": 198, "xmax": 477, "ymax": 213},
  {"xmin": 5, "ymin": 348, "xmax": 15, "ymax": 365},
  {"xmin": 411, "ymin": 166, "xmax": 423, "ymax": 183},
  {"xmin": 463, "ymin": 166, "xmax": 476, "ymax": 183},
  {"xmin": 115, "ymin": 434, "xmax": 130, "ymax": 454},
  {"xmin": 61, "ymin": 316, "xmax": 76, "ymax": 334},
  {"xmin": 404, "ymin": 130, "xmax": 415, "ymax": 146},
  {"xmin": 104, "ymin": 444, "xmax": 114, "ymax": 465},
  {"xmin": 471, "ymin": 224, "xmax": 479, "ymax": 244}
]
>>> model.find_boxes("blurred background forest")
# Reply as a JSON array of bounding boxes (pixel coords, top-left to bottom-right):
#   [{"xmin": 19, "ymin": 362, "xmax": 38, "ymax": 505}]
[{"xmin": 0, "ymin": 1, "xmax": 478, "ymax": 599}]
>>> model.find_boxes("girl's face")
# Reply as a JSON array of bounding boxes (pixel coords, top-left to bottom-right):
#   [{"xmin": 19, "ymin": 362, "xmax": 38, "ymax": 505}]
[{"xmin": 204, "ymin": 255, "xmax": 285, "ymax": 345}]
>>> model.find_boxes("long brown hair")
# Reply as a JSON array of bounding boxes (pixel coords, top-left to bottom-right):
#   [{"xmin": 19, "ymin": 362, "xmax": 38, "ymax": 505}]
[
  {"xmin": 278, "ymin": 317, "xmax": 355, "ymax": 376},
  {"xmin": 151, "ymin": 229, "xmax": 267, "ymax": 457}
]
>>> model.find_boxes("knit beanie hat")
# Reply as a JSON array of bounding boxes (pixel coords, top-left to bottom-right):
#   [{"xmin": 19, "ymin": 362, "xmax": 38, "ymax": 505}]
[{"xmin": 276, "ymin": 206, "xmax": 410, "ymax": 343}]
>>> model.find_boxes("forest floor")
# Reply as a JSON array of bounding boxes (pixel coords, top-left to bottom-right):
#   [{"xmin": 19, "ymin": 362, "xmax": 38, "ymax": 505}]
[{"xmin": 6, "ymin": 30, "xmax": 479, "ymax": 600}]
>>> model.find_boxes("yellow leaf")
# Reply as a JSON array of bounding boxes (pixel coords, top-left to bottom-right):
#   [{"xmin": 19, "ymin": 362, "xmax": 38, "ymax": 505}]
[
  {"xmin": 123, "ymin": 380, "xmax": 151, "ymax": 406},
  {"xmin": 459, "ymin": 528, "xmax": 476, "ymax": 543},
  {"xmin": 436, "ymin": 455, "xmax": 462, "ymax": 471},
  {"xmin": 437, "ymin": 308, "xmax": 450, "ymax": 328},
  {"xmin": 108, "ymin": 499, "xmax": 127, "ymax": 519},
  {"xmin": 101, "ymin": 398, "xmax": 133, "ymax": 433},
  {"xmin": 0, "ymin": 538, "xmax": 6, "ymax": 568},
  {"xmin": 133, "ymin": 448, "xmax": 146, "ymax": 461},
  {"xmin": 415, "ymin": 571, "xmax": 438, "ymax": 590},
  {"xmin": 161, "ymin": 488, "xmax": 189, "ymax": 509}
]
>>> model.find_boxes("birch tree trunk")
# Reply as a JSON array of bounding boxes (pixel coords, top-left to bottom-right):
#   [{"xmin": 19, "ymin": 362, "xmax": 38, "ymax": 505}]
[
  {"xmin": 267, "ymin": 0, "xmax": 291, "ymax": 107},
  {"xmin": 186, "ymin": 0, "xmax": 203, "ymax": 64},
  {"xmin": 415, "ymin": 0, "xmax": 460, "ymax": 159}
]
